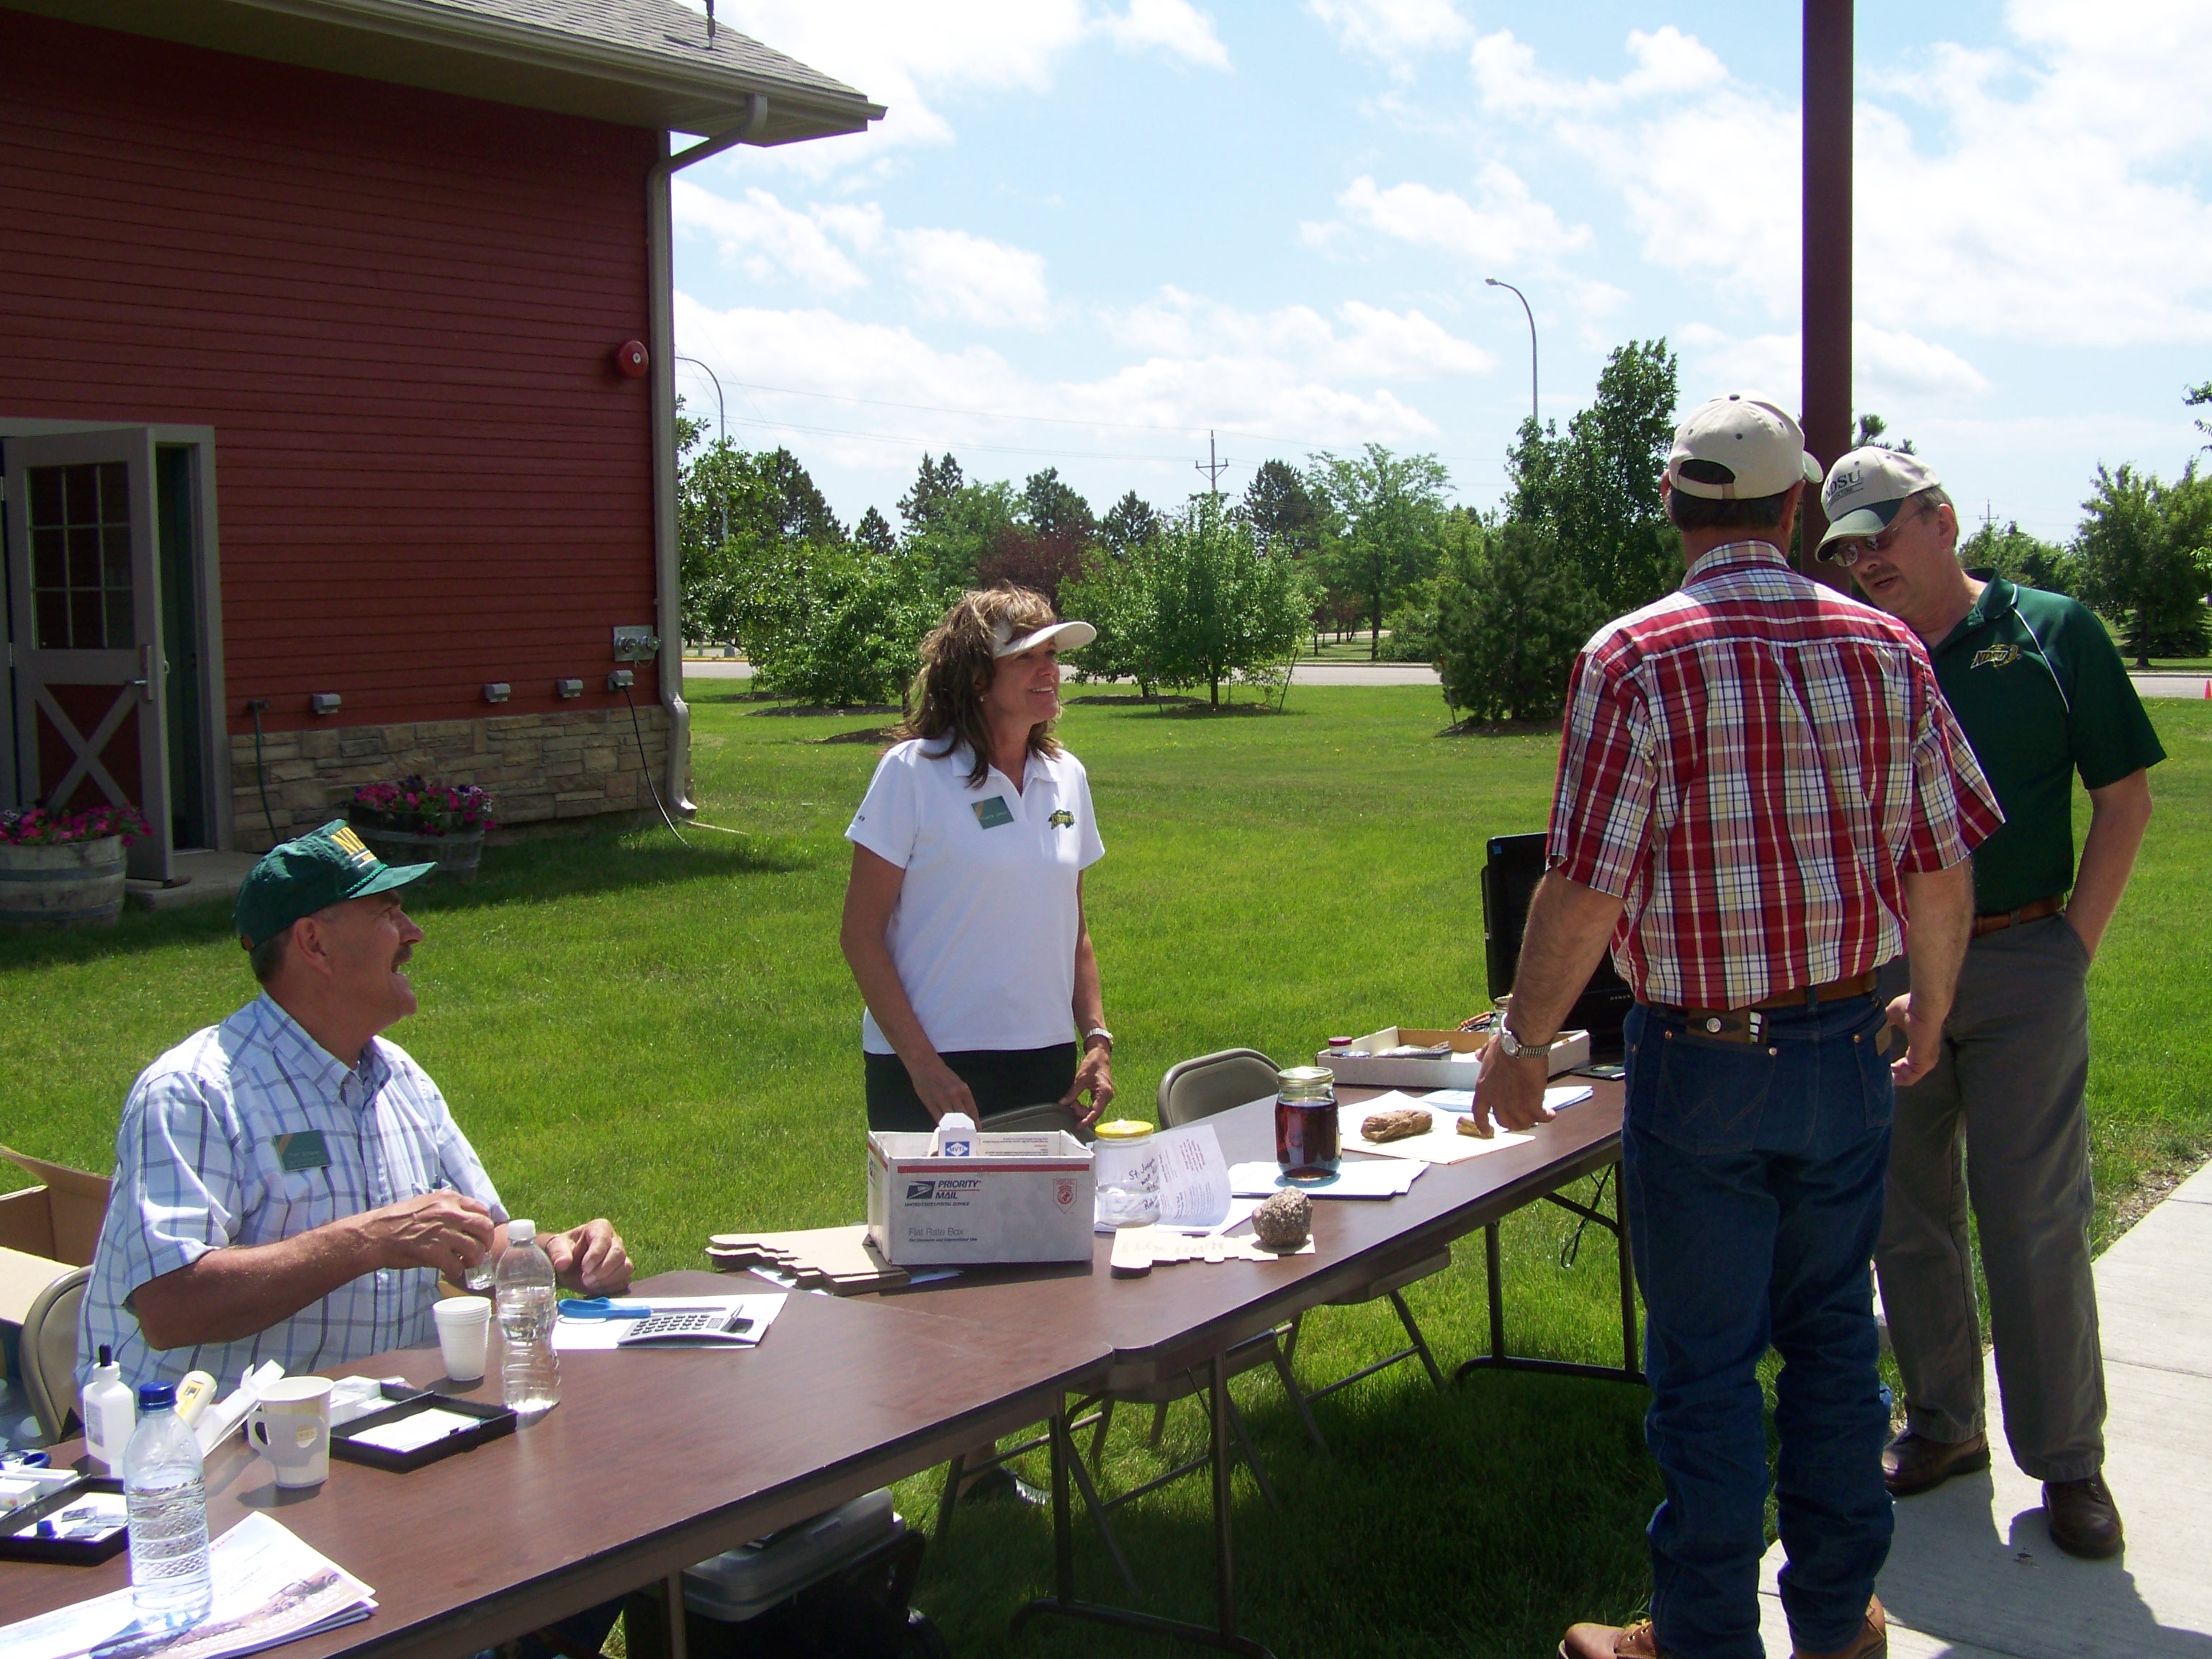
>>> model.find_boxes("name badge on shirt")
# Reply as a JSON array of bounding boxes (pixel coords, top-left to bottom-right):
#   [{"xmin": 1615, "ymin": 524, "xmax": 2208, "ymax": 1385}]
[
  {"xmin": 273, "ymin": 1130, "xmax": 331, "ymax": 1172},
  {"xmin": 972, "ymin": 796, "xmax": 1015, "ymax": 830}
]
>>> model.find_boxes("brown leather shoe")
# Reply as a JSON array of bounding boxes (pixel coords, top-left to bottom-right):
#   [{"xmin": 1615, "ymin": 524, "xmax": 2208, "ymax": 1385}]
[
  {"xmin": 1559, "ymin": 1617, "xmax": 1663, "ymax": 1658},
  {"xmin": 2044, "ymin": 1475, "xmax": 2125, "ymax": 1558},
  {"xmin": 1794, "ymin": 1595, "xmax": 1887, "ymax": 1658},
  {"xmin": 1883, "ymin": 1429, "xmax": 1990, "ymax": 1496}
]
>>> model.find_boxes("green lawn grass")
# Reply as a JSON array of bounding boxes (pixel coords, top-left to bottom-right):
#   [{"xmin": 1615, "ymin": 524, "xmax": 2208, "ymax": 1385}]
[{"xmin": 5, "ymin": 688, "xmax": 2206, "ymax": 1657}]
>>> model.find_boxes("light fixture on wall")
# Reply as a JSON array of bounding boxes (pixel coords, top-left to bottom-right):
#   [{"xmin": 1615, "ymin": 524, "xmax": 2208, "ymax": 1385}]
[
  {"xmin": 484, "ymin": 683, "xmax": 511, "ymax": 704},
  {"xmin": 309, "ymin": 693, "xmax": 341, "ymax": 716},
  {"xmin": 555, "ymin": 678, "xmax": 584, "ymax": 698}
]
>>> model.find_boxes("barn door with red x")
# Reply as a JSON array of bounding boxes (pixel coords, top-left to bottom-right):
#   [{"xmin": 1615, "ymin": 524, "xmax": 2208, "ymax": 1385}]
[{"xmin": 4, "ymin": 428, "xmax": 172, "ymax": 879}]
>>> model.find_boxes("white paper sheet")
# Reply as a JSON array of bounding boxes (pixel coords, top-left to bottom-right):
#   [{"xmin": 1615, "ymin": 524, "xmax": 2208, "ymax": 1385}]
[
  {"xmin": 1417, "ymin": 1084, "xmax": 1593, "ymax": 1115},
  {"xmin": 548, "ymin": 1295, "xmax": 786, "ymax": 1352},
  {"xmin": 346, "ymin": 1406, "xmax": 482, "ymax": 1456},
  {"xmin": 1149, "ymin": 1123, "xmax": 1233, "ymax": 1227},
  {"xmin": 1099, "ymin": 1195, "xmax": 1260, "ymax": 1238},
  {"xmin": 2, "ymin": 1512, "xmax": 375, "ymax": 1659},
  {"xmin": 1228, "ymin": 1161, "xmax": 1423, "ymax": 1199},
  {"xmin": 1341, "ymin": 1103, "xmax": 1535, "ymax": 1164}
]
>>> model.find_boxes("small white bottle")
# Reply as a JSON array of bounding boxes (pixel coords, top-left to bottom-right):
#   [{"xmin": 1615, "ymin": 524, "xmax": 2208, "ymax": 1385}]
[
  {"xmin": 931, "ymin": 1112, "xmax": 976, "ymax": 1156},
  {"xmin": 82, "ymin": 1345, "xmax": 137, "ymax": 1474}
]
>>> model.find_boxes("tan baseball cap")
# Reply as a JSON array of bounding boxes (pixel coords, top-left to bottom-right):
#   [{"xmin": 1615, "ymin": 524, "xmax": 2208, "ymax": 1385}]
[
  {"xmin": 1817, "ymin": 446, "xmax": 1943, "ymax": 553},
  {"xmin": 1666, "ymin": 392, "xmax": 1825, "ymax": 500}
]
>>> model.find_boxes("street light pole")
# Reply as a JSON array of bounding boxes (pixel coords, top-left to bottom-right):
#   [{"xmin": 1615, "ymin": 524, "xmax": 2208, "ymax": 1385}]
[
  {"xmin": 1486, "ymin": 277, "xmax": 1538, "ymax": 431},
  {"xmin": 673, "ymin": 354, "xmax": 725, "ymax": 448}
]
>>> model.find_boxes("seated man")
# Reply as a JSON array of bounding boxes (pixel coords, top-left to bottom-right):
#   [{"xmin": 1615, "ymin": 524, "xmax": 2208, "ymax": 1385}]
[{"xmin": 77, "ymin": 821, "xmax": 629, "ymax": 1394}]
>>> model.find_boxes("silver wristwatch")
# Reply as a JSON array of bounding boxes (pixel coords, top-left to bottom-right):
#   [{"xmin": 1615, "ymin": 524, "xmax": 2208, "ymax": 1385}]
[
  {"xmin": 1495, "ymin": 1022, "xmax": 1546, "ymax": 1061},
  {"xmin": 1082, "ymin": 1027, "xmax": 1115, "ymax": 1051}
]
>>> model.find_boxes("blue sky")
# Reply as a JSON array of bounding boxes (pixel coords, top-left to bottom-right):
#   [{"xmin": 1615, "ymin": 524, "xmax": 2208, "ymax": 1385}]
[{"xmin": 673, "ymin": 1, "xmax": 2210, "ymax": 542}]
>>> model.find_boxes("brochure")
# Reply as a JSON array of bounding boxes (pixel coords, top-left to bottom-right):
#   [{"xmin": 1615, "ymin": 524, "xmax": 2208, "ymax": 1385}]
[{"xmin": 2, "ymin": 1511, "xmax": 374, "ymax": 1659}]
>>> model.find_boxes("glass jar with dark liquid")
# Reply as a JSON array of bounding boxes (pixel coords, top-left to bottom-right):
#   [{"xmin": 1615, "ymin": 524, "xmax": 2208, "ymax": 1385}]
[{"xmin": 1274, "ymin": 1066, "xmax": 1340, "ymax": 1183}]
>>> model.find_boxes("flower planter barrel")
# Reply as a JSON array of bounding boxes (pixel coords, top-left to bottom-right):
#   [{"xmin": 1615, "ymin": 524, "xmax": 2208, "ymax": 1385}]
[
  {"xmin": 0, "ymin": 835, "xmax": 127, "ymax": 927},
  {"xmin": 349, "ymin": 822, "xmax": 484, "ymax": 881}
]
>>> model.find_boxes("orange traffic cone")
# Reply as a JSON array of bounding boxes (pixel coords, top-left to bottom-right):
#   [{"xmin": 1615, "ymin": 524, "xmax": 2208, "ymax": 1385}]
[{"xmin": 2203, "ymin": 679, "xmax": 2210, "ymax": 698}]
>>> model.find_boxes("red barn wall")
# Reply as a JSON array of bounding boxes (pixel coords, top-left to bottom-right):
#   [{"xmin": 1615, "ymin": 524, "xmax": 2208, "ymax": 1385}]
[{"xmin": 0, "ymin": 9, "xmax": 662, "ymax": 737}]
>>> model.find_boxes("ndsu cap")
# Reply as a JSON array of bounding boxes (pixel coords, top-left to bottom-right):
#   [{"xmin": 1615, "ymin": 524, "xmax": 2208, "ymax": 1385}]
[
  {"xmin": 1818, "ymin": 446, "xmax": 1943, "ymax": 551},
  {"xmin": 235, "ymin": 820, "xmax": 434, "ymax": 949},
  {"xmin": 1667, "ymin": 392, "xmax": 1825, "ymax": 500}
]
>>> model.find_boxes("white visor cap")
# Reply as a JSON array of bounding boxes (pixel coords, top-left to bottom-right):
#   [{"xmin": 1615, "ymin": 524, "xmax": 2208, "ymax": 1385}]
[
  {"xmin": 1817, "ymin": 446, "xmax": 1943, "ymax": 549},
  {"xmin": 992, "ymin": 618, "xmax": 1097, "ymax": 658},
  {"xmin": 1666, "ymin": 392, "xmax": 1825, "ymax": 500}
]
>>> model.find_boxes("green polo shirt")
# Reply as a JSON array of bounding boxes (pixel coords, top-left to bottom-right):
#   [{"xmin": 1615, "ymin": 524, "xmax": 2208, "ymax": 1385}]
[{"xmin": 1929, "ymin": 574, "xmax": 2165, "ymax": 914}]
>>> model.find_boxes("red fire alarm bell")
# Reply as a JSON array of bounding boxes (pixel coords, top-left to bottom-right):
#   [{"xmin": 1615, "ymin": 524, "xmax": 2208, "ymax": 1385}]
[{"xmin": 614, "ymin": 339, "xmax": 649, "ymax": 378}]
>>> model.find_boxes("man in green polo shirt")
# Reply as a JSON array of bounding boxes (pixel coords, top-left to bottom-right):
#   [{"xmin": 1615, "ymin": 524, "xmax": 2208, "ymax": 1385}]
[{"xmin": 1817, "ymin": 446, "xmax": 2162, "ymax": 1561}]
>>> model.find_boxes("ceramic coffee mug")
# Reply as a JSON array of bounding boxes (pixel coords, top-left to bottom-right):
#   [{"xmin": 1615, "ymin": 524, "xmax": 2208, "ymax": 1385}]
[{"xmin": 248, "ymin": 1377, "xmax": 333, "ymax": 1488}]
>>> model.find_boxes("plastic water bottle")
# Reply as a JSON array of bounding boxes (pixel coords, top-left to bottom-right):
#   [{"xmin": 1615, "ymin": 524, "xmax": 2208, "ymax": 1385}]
[
  {"xmin": 494, "ymin": 1219, "xmax": 560, "ymax": 1419},
  {"xmin": 123, "ymin": 1382, "xmax": 212, "ymax": 1625},
  {"xmin": 82, "ymin": 1344, "xmax": 137, "ymax": 1474}
]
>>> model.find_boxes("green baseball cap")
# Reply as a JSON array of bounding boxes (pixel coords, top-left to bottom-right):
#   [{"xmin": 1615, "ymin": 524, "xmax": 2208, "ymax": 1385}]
[{"xmin": 235, "ymin": 820, "xmax": 435, "ymax": 949}]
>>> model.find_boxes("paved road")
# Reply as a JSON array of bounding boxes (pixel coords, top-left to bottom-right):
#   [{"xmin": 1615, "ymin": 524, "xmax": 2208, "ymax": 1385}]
[
  {"xmin": 2128, "ymin": 673, "xmax": 2211, "ymax": 700},
  {"xmin": 682, "ymin": 659, "xmax": 1446, "ymax": 687}
]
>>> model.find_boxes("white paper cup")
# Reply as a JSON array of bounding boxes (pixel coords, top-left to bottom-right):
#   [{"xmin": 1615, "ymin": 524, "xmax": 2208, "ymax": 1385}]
[
  {"xmin": 433, "ymin": 1295, "xmax": 493, "ymax": 1381},
  {"xmin": 248, "ymin": 1376, "xmax": 333, "ymax": 1488}
]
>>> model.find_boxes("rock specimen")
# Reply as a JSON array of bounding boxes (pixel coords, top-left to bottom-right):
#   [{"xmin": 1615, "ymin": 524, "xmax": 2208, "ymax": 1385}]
[
  {"xmin": 1252, "ymin": 1188, "xmax": 1313, "ymax": 1251},
  {"xmin": 1360, "ymin": 1108, "xmax": 1431, "ymax": 1143}
]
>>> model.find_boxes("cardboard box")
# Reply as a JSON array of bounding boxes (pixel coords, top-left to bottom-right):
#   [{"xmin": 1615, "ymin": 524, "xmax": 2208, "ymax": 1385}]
[
  {"xmin": 0, "ymin": 1147, "xmax": 111, "ymax": 1332},
  {"xmin": 866, "ymin": 1131, "xmax": 1094, "ymax": 1267},
  {"xmin": 1316, "ymin": 1025, "xmax": 1591, "ymax": 1089}
]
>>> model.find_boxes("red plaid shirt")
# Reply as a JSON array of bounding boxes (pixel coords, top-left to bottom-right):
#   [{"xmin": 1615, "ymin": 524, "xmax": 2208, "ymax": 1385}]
[{"xmin": 1547, "ymin": 541, "xmax": 2002, "ymax": 1010}]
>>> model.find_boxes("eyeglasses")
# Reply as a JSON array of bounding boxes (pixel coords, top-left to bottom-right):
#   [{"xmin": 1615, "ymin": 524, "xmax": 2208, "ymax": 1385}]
[{"xmin": 1821, "ymin": 500, "xmax": 1936, "ymax": 569}]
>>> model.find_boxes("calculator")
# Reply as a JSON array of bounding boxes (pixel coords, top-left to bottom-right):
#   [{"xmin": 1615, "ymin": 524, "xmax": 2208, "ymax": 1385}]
[{"xmin": 616, "ymin": 1308, "xmax": 755, "ymax": 1346}]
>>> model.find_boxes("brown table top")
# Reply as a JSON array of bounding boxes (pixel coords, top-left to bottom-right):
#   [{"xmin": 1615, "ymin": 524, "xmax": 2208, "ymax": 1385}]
[
  {"xmin": 0, "ymin": 1272, "xmax": 1110, "ymax": 1659},
  {"xmin": 869, "ymin": 1082, "xmax": 1624, "ymax": 1388}
]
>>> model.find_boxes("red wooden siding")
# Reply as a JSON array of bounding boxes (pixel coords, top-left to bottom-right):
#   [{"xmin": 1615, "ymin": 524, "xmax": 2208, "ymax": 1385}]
[{"xmin": 0, "ymin": 10, "xmax": 662, "ymax": 733}]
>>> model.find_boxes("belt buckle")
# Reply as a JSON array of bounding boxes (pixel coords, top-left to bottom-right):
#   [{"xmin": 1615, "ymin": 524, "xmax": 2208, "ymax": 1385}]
[{"xmin": 1687, "ymin": 1009, "xmax": 1765, "ymax": 1045}]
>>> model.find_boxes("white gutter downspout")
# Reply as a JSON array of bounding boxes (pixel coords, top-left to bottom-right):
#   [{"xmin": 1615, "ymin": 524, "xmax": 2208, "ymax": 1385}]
[{"xmin": 647, "ymin": 93, "xmax": 767, "ymax": 814}]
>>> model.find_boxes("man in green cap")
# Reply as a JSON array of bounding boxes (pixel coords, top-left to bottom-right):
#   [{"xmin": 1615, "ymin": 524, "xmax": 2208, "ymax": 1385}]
[
  {"xmin": 78, "ymin": 820, "xmax": 630, "ymax": 1393},
  {"xmin": 1817, "ymin": 449, "xmax": 2163, "ymax": 1560}
]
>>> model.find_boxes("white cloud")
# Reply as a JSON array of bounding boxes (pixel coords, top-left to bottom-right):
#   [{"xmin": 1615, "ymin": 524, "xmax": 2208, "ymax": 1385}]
[
  {"xmin": 894, "ymin": 228, "xmax": 1053, "ymax": 328},
  {"xmin": 1466, "ymin": 11, "xmax": 2212, "ymax": 348},
  {"xmin": 1102, "ymin": 288, "xmax": 1493, "ymax": 382},
  {"xmin": 1326, "ymin": 163, "xmax": 1591, "ymax": 271},
  {"xmin": 672, "ymin": 179, "xmax": 868, "ymax": 292},
  {"xmin": 1102, "ymin": 0, "xmax": 1231, "ymax": 71},
  {"xmin": 1307, "ymin": 0, "xmax": 1471, "ymax": 76},
  {"xmin": 1673, "ymin": 321, "xmax": 1988, "ymax": 411}
]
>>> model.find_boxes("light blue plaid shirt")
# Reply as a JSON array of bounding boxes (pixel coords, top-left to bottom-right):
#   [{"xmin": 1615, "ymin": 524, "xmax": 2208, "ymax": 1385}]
[{"xmin": 77, "ymin": 994, "xmax": 505, "ymax": 1393}]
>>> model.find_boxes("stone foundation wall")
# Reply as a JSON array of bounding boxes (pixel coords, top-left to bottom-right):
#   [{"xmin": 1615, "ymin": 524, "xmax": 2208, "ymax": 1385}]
[{"xmin": 228, "ymin": 706, "xmax": 681, "ymax": 853}]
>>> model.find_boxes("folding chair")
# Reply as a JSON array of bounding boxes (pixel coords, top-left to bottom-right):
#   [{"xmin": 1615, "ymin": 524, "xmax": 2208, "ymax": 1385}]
[{"xmin": 19, "ymin": 1264, "xmax": 91, "ymax": 1445}]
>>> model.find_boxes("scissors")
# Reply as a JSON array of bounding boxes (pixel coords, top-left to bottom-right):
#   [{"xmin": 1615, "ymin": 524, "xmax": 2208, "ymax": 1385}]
[{"xmin": 557, "ymin": 1298, "xmax": 649, "ymax": 1321}]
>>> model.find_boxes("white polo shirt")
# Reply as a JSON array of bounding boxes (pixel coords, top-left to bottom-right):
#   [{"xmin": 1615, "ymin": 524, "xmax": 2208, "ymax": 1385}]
[{"xmin": 846, "ymin": 737, "xmax": 1105, "ymax": 1055}]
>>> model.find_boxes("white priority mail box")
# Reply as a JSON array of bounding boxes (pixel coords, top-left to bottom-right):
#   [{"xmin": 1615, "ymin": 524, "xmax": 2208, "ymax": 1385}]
[
  {"xmin": 1317, "ymin": 1025, "xmax": 1591, "ymax": 1089},
  {"xmin": 867, "ymin": 1131, "xmax": 1094, "ymax": 1267}
]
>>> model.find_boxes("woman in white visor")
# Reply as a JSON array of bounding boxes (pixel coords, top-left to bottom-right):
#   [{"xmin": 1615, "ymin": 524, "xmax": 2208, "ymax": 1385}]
[{"xmin": 840, "ymin": 583, "xmax": 1116, "ymax": 1132}]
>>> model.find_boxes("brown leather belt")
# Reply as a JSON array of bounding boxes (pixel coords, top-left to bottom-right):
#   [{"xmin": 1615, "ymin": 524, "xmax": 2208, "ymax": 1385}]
[
  {"xmin": 1649, "ymin": 970, "xmax": 1882, "ymax": 1043},
  {"xmin": 1973, "ymin": 894, "xmax": 2064, "ymax": 938},
  {"xmin": 1740, "ymin": 968, "xmax": 1881, "ymax": 1010}
]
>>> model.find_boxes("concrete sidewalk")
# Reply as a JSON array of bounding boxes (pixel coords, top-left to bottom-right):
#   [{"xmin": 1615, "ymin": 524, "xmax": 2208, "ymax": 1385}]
[{"xmin": 1758, "ymin": 1161, "xmax": 2212, "ymax": 1657}]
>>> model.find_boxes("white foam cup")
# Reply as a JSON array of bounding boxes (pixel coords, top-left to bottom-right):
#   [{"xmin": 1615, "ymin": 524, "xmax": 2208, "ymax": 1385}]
[
  {"xmin": 247, "ymin": 1376, "xmax": 333, "ymax": 1487},
  {"xmin": 433, "ymin": 1295, "xmax": 493, "ymax": 1382}
]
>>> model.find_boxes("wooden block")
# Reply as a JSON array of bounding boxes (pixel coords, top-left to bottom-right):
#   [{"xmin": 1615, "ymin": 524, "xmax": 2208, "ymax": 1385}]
[{"xmin": 1109, "ymin": 1226, "xmax": 1154, "ymax": 1276}]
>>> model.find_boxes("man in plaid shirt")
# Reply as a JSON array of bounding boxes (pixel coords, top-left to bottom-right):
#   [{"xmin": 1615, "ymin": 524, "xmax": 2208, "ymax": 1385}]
[
  {"xmin": 1473, "ymin": 395, "xmax": 2002, "ymax": 1659},
  {"xmin": 78, "ymin": 822, "xmax": 631, "ymax": 1395}
]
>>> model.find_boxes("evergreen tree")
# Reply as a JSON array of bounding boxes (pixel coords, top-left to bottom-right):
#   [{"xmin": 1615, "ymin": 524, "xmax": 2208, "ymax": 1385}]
[
  {"xmin": 1100, "ymin": 491, "xmax": 1162, "ymax": 558},
  {"xmin": 855, "ymin": 505, "xmax": 897, "ymax": 558},
  {"xmin": 1434, "ymin": 516, "xmax": 1604, "ymax": 722},
  {"xmin": 1241, "ymin": 460, "xmax": 1320, "ymax": 559},
  {"xmin": 897, "ymin": 452, "xmax": 966, "ymax": 539},
  {"xmin": 1020, "ymin": 467, "xmax": 1097, "ymax": 541}
]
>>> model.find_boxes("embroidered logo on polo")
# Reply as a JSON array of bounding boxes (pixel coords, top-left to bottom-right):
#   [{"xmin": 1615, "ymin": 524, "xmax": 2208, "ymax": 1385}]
[
  {"xmin": 972, "ymin": 797, "xmax": 1015, "ymax": 829},
  {"xmin": 272, "ymin": 1130, "xmax": 331, "ymax": 1172},
  {"xmin": 1971, "ymin": 643, "xmax": 2022, "ymax": 670},
  {"xmin": 329, "ymin": 825, "xmax": 377, "ymax": 867},
  {"xmin": 1048, "ymin": 809, "xmax": 1074, "ymax": 829}
]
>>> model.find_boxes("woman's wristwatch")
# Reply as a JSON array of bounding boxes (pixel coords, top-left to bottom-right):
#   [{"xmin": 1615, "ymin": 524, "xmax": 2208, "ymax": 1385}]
[{"xmin": 1082, "ymin": 1027, "xmax": 1115, "ymax": 1052}]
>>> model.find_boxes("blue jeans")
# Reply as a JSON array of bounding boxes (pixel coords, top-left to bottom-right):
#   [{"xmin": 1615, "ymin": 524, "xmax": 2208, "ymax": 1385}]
[{"xmin": 1622, "ymin": 997, "xmax": 1896, "ymax": 1659}]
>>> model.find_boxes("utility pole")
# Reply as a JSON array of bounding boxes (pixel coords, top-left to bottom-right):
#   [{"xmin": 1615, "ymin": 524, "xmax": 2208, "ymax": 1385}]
[
  {"xmin": 1195, "ymin": 431, "xmax": 1231, "ymax": 496},
  {"xmin": 1801, "ymin": 0, "xmax": 1853, "ymax": 590}
]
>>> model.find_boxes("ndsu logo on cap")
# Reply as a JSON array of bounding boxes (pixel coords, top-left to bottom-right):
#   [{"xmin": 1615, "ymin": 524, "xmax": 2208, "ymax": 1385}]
[{"xmin": 328, "ymin": 824, "xmax": 377, "ymax": 868}]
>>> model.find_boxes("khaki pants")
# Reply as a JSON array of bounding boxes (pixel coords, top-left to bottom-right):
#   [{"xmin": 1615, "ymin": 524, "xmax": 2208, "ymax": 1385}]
[{"xmin": 1874, "ymin": 914, "xmax": 2105, "ymax": 1483}]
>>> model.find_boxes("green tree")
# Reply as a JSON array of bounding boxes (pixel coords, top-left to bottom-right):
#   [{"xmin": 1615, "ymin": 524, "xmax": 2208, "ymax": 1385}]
[
  {"xmin": 739, "ymin": 541, "xmax": 940, "ymax": 708},
  {"xmin": 1241, "ymin": 459, "xmax": 1321, "ymax": 559},
  {"xmin": 1508, "ymin": 338, "xmax": 1680, "ymax": 615},
  {"xmin": 1852, "ymin": 411, "xmax": 1915, "ymax": 453},
  {"xmin": 2188, "ymin": 379, "xmax": 2211, "ymax": 452},
  {"xmin": 902, "ymin": 476, "xmax": 1020, "ymax": 599},
  {"xmin": 854, "ymin": 505, "xmax": 897, "ymax": 557},
  {"xmin": 1305, "ymin": 444, "xmax": 1451, "ymax": 659},
  {"xmin": 1020, "ymin": 467, "xmax": 1097, "ymax": 541},
  {"xmin": 897, "ymin": 452, "xmax": 966, "ymax": 537},
  {"xmin": 1958, "ymin": 518, "xmax": 2075, "ymax": 595},
  {"xmin": 2073, "ymin": 464, "xmax": 2212, "ymax": 665},
  {"xmin": 1434, "ymin": 516, "xmax": 1604, "ymax": 722},
  {"xmin": 1100, "ymin": 491, "xmax": 1162, "ymax": 559},
  {"xmin": 678, "ymin": 434, "xmax": 845, "ymax": 652}
]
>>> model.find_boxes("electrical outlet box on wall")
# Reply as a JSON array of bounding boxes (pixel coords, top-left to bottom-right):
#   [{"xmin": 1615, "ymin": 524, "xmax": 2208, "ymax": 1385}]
[{"xmin": 612, "ymin": 625, "xmax": 660, "ymax": 662}]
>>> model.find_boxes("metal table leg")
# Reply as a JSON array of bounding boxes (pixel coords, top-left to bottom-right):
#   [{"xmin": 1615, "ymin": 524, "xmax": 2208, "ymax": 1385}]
[
  {"xmin": 1457, "ymin": 1165, "xmax": 1645, "ymax": 1387},
  {"xmin": 1011, "ymin": 1351, "xmax": 1276, "ymax": 1658}
]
